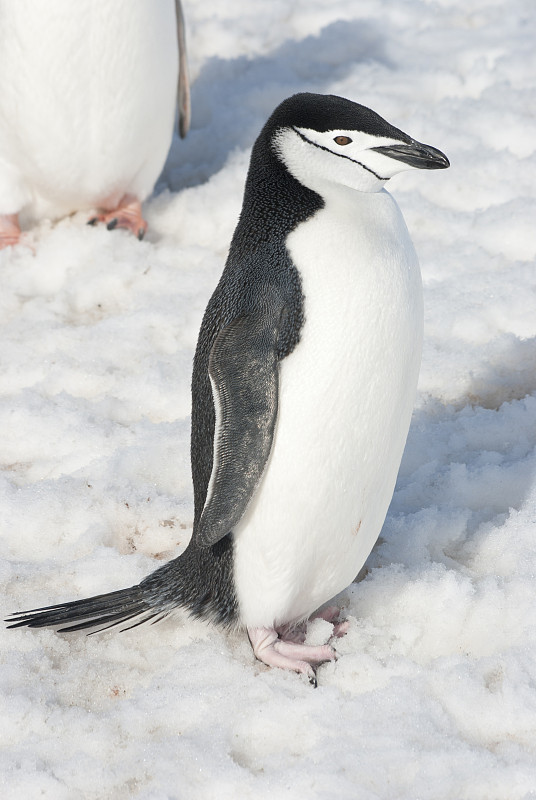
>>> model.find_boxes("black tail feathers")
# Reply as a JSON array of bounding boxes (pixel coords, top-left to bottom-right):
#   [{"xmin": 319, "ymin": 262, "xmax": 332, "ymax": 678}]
[
  {"xmin": 6, "ymin": 538, "xmax": 239, "ymax": 634},
  {"xmin": 5, "ymin": 585, "xmax": 169, "ymax": 634}
]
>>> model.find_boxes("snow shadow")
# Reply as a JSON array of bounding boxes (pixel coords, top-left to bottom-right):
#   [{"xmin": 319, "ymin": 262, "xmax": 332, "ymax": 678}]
[
  {"xmin": 366, "ymin": 383, "xmax": 536, "ymax": 576},
  {"xmin": 463, "ymin": 334, "xmax": 536, "ymax": 410},
  {"xmin": 159, "ymin": 19, "xmax": 391, "ymax": 192},
  {"xmin": 369, "ymin": 333, "xmax": 536, "ymax": 573}
]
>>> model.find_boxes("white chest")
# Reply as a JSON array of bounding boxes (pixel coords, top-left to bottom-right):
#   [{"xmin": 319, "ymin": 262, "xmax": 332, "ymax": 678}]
[
  {"xmin": 233, "ymin": 188, "xmax": 423, "ymax": 629},
  {"xmin": 0, "ymin": 0, "xmax": 178, "ymax": 217}
]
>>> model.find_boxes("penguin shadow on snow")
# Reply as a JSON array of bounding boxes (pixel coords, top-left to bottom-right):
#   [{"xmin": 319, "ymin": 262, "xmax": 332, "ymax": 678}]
[
  {"xmin": 363, "ymin": 340, "xmax": 536, "ymax": 582},
  {"xmin": 462, "ymin": 334, "xmax": 536, "ymax": 411},
  {"xmin": 158, "ymin": 19, "xmax": 393, "ymax": 193}
]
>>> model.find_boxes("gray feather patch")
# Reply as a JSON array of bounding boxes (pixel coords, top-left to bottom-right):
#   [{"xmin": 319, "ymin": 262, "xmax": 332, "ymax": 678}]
[{"xmin": 195, "ymin": 294, "xmax": 284, "ymax": 547}]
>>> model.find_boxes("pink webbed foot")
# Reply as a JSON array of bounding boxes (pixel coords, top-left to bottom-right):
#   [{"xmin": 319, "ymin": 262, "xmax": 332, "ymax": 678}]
[
  {"xmin": 88, "ymin": 194, "xmax": 147, "ymax": 240},
  {"xmin": 248, "ymin": 626, "xmax": 337, "ymax": 687},
  {"xmin": 0, "ymin": 214, "xmax": 21, "ymax": 249}
]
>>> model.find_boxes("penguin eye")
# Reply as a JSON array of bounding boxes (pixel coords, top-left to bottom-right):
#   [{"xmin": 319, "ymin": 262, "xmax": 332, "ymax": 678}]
[{"xmin": 334, "ymin": 136, "xmax": 352, "ymax": 145}]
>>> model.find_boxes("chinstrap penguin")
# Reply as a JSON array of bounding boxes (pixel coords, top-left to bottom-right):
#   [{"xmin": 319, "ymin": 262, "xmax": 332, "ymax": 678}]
[
  {"xmin": 7, "ymin": 93, "xmax": 449, "ymax": 686},
  {"xmin": 0, "ymin": 0, "xmax": 190, "ymax": 247}
]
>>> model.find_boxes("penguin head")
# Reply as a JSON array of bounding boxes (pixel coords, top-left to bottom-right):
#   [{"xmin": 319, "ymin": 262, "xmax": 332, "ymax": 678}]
[{"xmin": 271, "ymin": 93, "xmax": 449, "ymax": 195}]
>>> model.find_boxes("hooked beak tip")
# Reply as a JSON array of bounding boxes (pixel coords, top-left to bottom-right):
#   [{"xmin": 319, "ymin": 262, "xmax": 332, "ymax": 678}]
[{"xmin": 372, "ymin": 141, "xmax": 450, "ymax": 170}]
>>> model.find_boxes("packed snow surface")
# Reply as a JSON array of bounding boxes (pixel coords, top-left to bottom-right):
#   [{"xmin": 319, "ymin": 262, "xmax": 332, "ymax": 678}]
[{"xmin": 1, "ymin": 1, "xmax": 536, "ymax": 798}]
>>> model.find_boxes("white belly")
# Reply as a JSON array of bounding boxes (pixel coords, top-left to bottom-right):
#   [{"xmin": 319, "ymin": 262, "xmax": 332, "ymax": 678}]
[
  {"xmin": 233, "ymin": 188, "xmax": 423, "ymax": 628},
  {"xmin": 0, "ymin": 0, "xmax": 178, "ymax": 219}
]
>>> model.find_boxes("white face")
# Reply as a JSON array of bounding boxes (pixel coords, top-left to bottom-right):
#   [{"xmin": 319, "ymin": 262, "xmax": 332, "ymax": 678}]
[{"xmin": 274, "ymin": 125, "xmax": 414, "ymax": 195}]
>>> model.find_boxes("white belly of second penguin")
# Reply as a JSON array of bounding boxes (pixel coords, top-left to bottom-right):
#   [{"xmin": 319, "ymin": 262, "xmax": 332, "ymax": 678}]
[
  {"xmin": 0, "ymin": 0, "xmax": 178, "ymax": 220},
  {"xmin": 233, "ymin": 186, "xmax": 423, "ymax": 629}
]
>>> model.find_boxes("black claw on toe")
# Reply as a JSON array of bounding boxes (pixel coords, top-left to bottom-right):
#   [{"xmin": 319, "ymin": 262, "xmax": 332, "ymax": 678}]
[
  {"xmin": 106, "ymin": 218, "xmax": 118, "ymax": 231},
  {"xmin": 309, "ymin": 672, "xmax": 318, "ymax": 688},
  {"xmin": 87, "ymin": 217, "xmax": 98, "ymax": 226},
  {"xmin": 137, "ymin": 228, "xmax": 145, "ymax": 241}
]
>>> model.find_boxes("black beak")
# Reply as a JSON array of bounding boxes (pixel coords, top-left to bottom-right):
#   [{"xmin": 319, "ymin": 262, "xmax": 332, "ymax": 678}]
[{"xmin": 371, "ymin": 140, "xmax": 450, "ymax": 170}]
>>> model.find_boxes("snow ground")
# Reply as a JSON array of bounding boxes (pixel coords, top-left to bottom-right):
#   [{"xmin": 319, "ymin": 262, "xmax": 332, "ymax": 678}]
[{"xmin": 1, "ymin": 0, "xmax": 536, "ymax": 798}]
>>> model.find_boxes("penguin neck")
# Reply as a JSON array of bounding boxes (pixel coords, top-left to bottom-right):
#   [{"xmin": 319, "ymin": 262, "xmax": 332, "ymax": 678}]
[{"xmin": 230, "ymin": 134, "xmax": 324, "ymax": 256}]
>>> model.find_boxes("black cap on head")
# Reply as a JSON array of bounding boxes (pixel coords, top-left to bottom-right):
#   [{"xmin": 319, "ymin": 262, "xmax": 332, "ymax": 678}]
[{"xmin": 267, "ymin": 92, "xmax": 412, "ymax": 143}]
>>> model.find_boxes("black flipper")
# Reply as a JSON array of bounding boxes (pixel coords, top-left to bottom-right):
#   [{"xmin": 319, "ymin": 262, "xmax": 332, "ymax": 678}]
[
  {"xmin": 195, "ymin": 292, "xmax": 285, "ymax": 547},
  {"xmin": 175, "ymin": 0, "xmax": 191, "ymax": 138}
]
